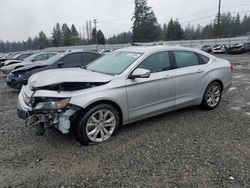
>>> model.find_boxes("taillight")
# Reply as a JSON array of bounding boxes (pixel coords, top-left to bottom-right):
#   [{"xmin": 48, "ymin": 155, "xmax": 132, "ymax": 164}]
[{"xmin": 230, "ymin": 64, "xmax": 234, "ymax": 72}]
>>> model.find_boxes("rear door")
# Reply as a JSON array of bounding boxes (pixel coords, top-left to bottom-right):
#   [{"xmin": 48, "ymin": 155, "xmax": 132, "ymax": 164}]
[
  {"xmin": 170, "ymin": 50, "xmax": 208, "ymax": 107},
  {"xmin": 126, "ymin": 51, "xmax": 176, "ymax": 121}
]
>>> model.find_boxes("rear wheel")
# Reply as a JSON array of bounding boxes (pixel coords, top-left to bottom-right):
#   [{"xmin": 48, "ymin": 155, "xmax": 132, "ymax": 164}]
[
  {"xmin": 202, "ymin": 82, "xmax": 222, "ymax": 110},
  {"xmin": 74, "ymin": 104, "xmax": 120, "ymax": 145}
]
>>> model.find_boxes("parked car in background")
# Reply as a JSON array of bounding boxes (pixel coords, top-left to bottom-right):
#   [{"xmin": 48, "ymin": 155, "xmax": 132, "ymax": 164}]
[
  {"xmin": 0, "ymin": 52, "xmax": 17, "ymax": 67},
  {"xmin": 201, "ymin": 45, "xmax": 212, "ymax": 53},
  {"xmin": 7, "ymin": 51, "xmax": 102, "ymax": 89},
  {"xmin": 212, "ymin": 44, "xmax": 228, "ymax": 54},
  {"xmin": 99, "ymin": 49, "xmax": 113, "ymax": 55},
  {"xmin": 17, "ymin": 46, "xmax": 232, "ymax": 145},
  {"xmin": 228, "ymin": 42, "xmax": 250, "ymax": 54},
  {"xmin": 0, "ymin": 52, "xmax": 58, "ymax": 74},
  {"xmin": 0, "ymin": 52, "xmax": 34, "ymax": 67},
  {"xmin": 10, "ymin": 52, "xmax": 34, "ymax": 61}
]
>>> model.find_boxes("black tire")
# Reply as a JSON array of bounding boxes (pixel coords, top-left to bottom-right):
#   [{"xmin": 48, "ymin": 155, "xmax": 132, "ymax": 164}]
[
  {"xmin": 202, "ymin": 81, "xmax": 222, "ymax": 110},
  {"xmin": 74, "ymin": 104, "xmax": 120, "ymax": 145}
]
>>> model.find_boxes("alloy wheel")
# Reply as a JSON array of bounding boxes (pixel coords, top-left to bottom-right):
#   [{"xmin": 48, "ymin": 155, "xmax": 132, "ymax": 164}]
[
  {"xmin": 86, "ymin": 109, "xmax": 116, "ymax": 142},
  {"xmin": 206, "ymin": 84, "xmax": 221, "ymax": 108}
]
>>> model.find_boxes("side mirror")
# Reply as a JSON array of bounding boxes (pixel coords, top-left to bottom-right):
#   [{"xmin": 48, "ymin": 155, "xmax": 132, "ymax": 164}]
[{"xmin": 129, "ymin": 68, "xmax": 150, "ymax": 79}]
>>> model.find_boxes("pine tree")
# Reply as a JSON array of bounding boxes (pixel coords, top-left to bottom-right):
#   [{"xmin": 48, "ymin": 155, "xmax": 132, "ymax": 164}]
[
  {"xmin": 38, "ymin": 31, "xmax": 49, "ymax": 49},
  {"xmin": 62, "ymin": 23, "xmax": 72, "ymax": 46},
  {"xmin": 71, "ymin": 24, "xmax": 80, "ymax": 45},
  {"xmin": 132, "ymin": 0, "xmax": 161, "ymax": 42},
  {"xmin": 97, "ymin": 30, "xmax": 105, "ymax": 44},
  {"xmin": 91, "ymin": 28, "xmax": 97, "ymax": 44},
  {"xmin": 166, "ymin": 19, "xmax": 184, "ymax": 40},
  {"xmin": 51, "ymin": 23, "xmax": 63, "ymax": 47}
]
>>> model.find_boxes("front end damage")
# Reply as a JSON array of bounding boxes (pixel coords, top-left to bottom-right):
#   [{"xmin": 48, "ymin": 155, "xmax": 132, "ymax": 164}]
[
  {"xmin": 17, "ymin": 68, "xmax": 113, "ymax": 135},
  {"xmin": 18, "ymin": 91, "xmax": 81, "ymax": 135}
]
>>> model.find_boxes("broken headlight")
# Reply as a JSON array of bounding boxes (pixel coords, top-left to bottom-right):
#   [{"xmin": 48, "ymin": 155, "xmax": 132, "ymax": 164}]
[{"xmin": 34, "ymin": 98, "xmax": 70, "ymax": 110}]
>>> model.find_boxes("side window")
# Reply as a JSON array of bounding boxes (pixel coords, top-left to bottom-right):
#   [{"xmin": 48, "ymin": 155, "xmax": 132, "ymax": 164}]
[
  {"xmin": 34, "ymin": 54, "xmax": 48, "ymax": 61},
  {"xmin": 173, "ymin": 51, "xmax": 199, "ymax": 68},
  {"xmin": 48, "ymin": 53, "xmax": 56, "ymax": 58},
  {"xmin": 199, "ymin": 54, "xmax": 210, "ymax": 64},
  {"xmin": 83, "ymin": 52, "xmax": 101, "ymax": 63},
  {"xmin": 61, "ymin": 53, "xmax": 82, "ymax": 65},
  {"xmin": 137, "ymin": 51, "xmax": 171, "ymax": 73}
]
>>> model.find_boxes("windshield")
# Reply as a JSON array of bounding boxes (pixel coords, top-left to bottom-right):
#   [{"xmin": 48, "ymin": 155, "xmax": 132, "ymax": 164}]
[
  {"xmin": 23, "ymin": 53, "xmax": 38, "ymax": 62},
  {"xmin": 44, "ymin": 53, "xmax": 64, "ymax": 65},
  {"xmin": 86, "ymin": 51, "xmax": 141, "ymax": 75}
]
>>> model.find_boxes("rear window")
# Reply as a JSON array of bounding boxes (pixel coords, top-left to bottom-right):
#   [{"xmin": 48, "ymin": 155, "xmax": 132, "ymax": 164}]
[
  {"xmin": 199, "ymin": 54, "xmax": 210, "ymax": 64},
  {"xmin": 173, "ymin": 51, "xmax": 199, "ymax": 68}
]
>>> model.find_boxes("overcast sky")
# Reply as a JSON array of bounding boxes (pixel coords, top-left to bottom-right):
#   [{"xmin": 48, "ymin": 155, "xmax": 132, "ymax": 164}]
[{"xmin": 0, "ymin": 0, "xmax": 250, "ymax": 41}]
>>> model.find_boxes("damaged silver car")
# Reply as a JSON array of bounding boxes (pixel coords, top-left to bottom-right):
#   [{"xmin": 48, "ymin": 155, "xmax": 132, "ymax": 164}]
[{"xmin": 17, "ymin": 46, "xmax": 232, "ymax": 145}]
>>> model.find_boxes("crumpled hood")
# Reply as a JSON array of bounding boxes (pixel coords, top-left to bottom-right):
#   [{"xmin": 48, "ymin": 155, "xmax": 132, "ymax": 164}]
[
  {"xmin": 14, "ymin": 61, "xmax": 34, "ymax": 67},
  {"xmin": 28, "ymin": 68, "xmax": 114, "ymax": 88},
  {"xmin": 4, "ymin": 59, "xmax": 22, "ymax": 66},
  {"xmin": 12, "ymin": 61, "xmax": 48, "ymax": 73}
]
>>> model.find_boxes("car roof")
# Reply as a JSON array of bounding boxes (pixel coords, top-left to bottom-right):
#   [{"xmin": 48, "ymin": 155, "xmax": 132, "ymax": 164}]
[{"xmin": 117, "ymin": 45, "xmax": 207, "ymax": 54}]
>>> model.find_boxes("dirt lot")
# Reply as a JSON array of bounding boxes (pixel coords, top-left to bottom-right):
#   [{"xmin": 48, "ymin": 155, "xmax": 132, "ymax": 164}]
[{"xmin": 0, "ymin": 54, "xmax": 250, "ymax": 187}]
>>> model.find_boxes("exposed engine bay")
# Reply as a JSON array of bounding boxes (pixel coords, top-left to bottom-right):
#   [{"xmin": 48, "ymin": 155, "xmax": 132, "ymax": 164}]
[{"xmin": 32, "ymin": 81, "xmax": 109, "ymax": 92}]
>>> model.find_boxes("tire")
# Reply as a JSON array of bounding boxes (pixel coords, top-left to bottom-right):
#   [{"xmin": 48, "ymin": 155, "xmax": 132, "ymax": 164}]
[
  {"xmin": 74, "ymin": 104, "xmax": 120, "ymax": 145},
  {"xmin": 202, "ymin": 82, "xmax": 222, "ymax": 110}
]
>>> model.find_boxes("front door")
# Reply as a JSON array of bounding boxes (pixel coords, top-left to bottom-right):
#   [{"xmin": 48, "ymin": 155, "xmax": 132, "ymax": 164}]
[{"xmin": 126, "ymin": 51, "xmax": 176, "ymax": 121}]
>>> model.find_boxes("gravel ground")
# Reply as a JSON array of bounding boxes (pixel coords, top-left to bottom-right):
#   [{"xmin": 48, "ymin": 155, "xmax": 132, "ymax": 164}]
[{"xmin": 0, "ymin": 54, "xmax": 250, "ymax": 187}]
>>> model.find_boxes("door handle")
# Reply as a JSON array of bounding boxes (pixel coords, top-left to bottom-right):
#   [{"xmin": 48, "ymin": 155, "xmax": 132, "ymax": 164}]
[{"xmin": 196, "ymin": 69, "xmax": 204, "ymax": 73}]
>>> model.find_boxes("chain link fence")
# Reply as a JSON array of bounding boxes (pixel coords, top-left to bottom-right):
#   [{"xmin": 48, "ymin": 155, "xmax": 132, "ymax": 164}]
[{"xmin": 42, "ymin": 35, "xmax": 250, "ymax": 52}]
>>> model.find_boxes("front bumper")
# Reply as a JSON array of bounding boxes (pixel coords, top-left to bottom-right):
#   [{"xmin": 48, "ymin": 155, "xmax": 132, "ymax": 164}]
[
  {"xmin": 17, "ymin": 106, "xmax": 29, "ymax": 120},
  {"xmin": 17, "ymin": 89, "xmax": 33, "ymax": 119},
  {"xmin": 17, "ymin": 87, "xmax": 77, "ymax": 134}
]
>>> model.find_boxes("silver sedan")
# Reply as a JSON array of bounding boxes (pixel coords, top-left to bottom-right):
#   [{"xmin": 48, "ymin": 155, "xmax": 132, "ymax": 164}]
[{"xmin": 17, "ymin": 46, "xmax": 232, "ymax": 145}]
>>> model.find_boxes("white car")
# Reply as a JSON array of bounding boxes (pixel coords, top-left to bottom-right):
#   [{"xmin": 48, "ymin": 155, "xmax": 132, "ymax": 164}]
[{"xmin": 212, "ymin": 44, "xmax": 228, "ymax": 54}]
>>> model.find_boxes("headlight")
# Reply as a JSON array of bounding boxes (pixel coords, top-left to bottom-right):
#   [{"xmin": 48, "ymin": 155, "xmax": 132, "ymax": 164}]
[
  {"xmin": 34, "ymin": 98, "xmax": 70, "ymax": 110},
  {"xmin": 17, "ymin": 72, "xmax": 26, "ymax": 78}
]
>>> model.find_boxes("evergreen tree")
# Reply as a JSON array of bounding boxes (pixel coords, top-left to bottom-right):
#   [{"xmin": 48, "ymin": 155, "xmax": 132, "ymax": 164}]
[
  {"xmin": 106, "ymin": 32, "xmax": 132, "ymax": 44},
  {"xmin": 166, "ymin": 18, "xmax": 184, "ymax": 40},
  {"xmin": 132, "ymin": 0, "xmax": 161, "ymax": 42},
  {"xmin": 71, "ymin": 24, "xmax": 80, "ymax": 45},
  {"xmin": 38, "ymin": 31, "xmax": 49, "ymax": 49},
  {"xmin": 62, "ymin": 23, "xmax": 72, "ymax": 46},
  {"xmin": 91, "ymin": 28, "xmax": 97, "ymax": 44},
  {"xmin": 51, "ymin": 23, "xmax": 63, "ymax": 47},
  {"xmin": 161, "ymin": 23, "xmax": 168, "ymax": 40},
  {"xmin": 97, "ymin": 30, "xmax": 105, "ymax": 44}
]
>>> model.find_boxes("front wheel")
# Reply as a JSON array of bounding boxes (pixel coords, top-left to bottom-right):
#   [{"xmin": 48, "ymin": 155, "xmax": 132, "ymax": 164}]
[
  {"xmin": 74, "ymin": 104, "xmax": 120, "ymax": 145},
  {"xmin": 202, "ymin": 82, "xmax": 222, "ymax": 110}
]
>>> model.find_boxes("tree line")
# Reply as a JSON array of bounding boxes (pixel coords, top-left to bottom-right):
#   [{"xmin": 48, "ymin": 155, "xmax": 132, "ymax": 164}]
[
  {"xmin": 131, "ymin": 0, "xmax": 250, "ymax": 42},
  {"xmin": 1, "ymin": 0, "xmax": 250, "ymax": 52},
  {"xmin": 0, "ymin": 22, "xmax": 106, "ymax": 52}
]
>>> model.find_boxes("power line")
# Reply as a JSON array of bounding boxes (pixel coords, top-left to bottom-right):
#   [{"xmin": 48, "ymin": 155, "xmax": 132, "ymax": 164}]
[
  {"xmin": 180, "ymin": 14, "xmax": 216, "ymax": 24},
  {"xmin": 180, "ymin": 10, "xmax": 250, "ymax": 24}
]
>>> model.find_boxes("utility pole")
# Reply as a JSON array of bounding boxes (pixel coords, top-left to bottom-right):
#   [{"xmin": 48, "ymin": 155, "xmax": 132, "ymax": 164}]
[
  {"xmin": 93, "ymin": 19, "xmax": 98, "ymax": 50},
  {"xmin": 217, "ymin": 0, "xmax": 221, "ymax": 38}
]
